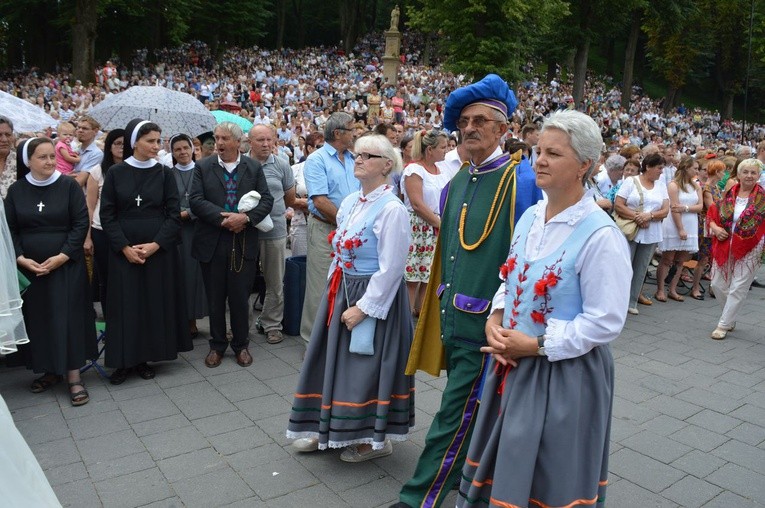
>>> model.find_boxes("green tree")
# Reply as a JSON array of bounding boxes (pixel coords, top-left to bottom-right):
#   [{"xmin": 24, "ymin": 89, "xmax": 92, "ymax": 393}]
[
  {"xmin": 643, "ymin": 0, "xmax": 707, "ymax": 112},
  {"xmin": 702, "ymin": 0, "xmax": 751, "ymax": 119},
  {"xmin": 406, "ymin": 0, "xmax": 567, "ymax": 81},
  {"xmin": 187, "ymin": 0, "xmax": 273, "ymax": 59}
]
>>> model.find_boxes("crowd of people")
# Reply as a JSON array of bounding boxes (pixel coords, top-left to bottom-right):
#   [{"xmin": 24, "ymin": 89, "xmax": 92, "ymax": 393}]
[{"xmin": 1, "ymin": 31, "xmax": 765, "ymax": 508}]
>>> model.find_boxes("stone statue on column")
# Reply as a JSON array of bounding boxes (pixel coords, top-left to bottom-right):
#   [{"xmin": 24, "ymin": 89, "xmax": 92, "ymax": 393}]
[
  {"xmin": 383, "ymin": 5, "xmax": 402, "ymax": 86},
  {"xmin": 390, "ymin": 5, "xmax": 400, "ymax": 31}
]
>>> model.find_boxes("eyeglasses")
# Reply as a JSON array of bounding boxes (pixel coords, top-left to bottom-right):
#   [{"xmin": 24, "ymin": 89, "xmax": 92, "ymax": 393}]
[
  {"xmin": 456, "ymin": 116, "xmax": 502, "ymax": 129},
  {"xmin": 356, "ymin": 152, "xmax": 387, "ymax": 161}
]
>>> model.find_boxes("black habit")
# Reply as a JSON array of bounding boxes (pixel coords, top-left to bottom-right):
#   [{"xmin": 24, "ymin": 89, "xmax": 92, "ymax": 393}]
[
  {"xmin": 4, "ymin": 175, "xmax": 97, "ymax": 374},
  {"xmin": 100, "ymin": 161, "xmax": 191, "ymax": 368}
]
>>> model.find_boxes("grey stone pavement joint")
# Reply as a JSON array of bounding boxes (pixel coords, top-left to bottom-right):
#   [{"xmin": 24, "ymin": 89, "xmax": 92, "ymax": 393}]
[{"xmin": 1, "ymin": 266, "xmax": 764, "ymax": 507}]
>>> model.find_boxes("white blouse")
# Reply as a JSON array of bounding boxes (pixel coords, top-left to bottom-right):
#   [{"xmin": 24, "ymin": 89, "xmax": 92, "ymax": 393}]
[
  {"xmin": 491, "ymin": 193, "xmax": 632, "ymax": 362},
  {"xmin": 331, "ymin": 185, "xmax": 411, "ymax": 319},
  {"xmin": 400, "ymin": 162, "xmax": 456, "ymax": 214},
  {"xmin": 617, "ymin": 176, "xmax": 669, "ymax": 244}
]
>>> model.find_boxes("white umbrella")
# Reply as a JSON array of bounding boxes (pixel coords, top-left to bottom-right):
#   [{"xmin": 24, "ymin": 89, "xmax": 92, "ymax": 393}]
[
  {"xmin": 89, "ymin": 86, "xmax": 216, "ymax": 137},
  {"xmin": 0, "ymin": 91, "xmax": 57, "ymax": 133}
]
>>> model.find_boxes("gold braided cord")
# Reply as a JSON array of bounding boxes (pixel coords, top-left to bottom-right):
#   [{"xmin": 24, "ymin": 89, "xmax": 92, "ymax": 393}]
[{"xmin": 458, "ymin": 159, "xmax": 519, "ymax": 251}]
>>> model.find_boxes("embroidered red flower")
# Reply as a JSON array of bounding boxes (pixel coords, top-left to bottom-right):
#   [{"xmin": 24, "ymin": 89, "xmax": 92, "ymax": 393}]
[
  {"xmin": 531, "ymin": 310, "xmax": 546, "ymax": 324},
  {"xmin": 344, "ymin": 239, "xmax": 354, "ymax": 250},
  {"xmin": 499, "ymin": 256, "xmax": 518, "ymax": 280},
  {"xmin": 546, "ymin": 272, "xmax": 559, "ymax": 287},
  {"xmin": 534, "ymin": 279, "xmax": 548, "ymax": 296},
  {"xmin": 327, "ymin": 230, "xmax": 336, "ymax": 245},
  {"xmin": 344, "ymin": 261, "xmax": 352, "ymax": 269}
]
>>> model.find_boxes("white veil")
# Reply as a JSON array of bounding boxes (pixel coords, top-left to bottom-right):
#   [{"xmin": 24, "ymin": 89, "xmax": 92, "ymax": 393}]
[{"xmin": 0, "ymin": 201, "xmax": 28, "ymax": 354}]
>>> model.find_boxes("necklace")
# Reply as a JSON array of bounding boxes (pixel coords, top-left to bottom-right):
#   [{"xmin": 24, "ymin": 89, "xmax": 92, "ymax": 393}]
[
  {"xmin": 175, "ymin": 168, "xmax": 194, "ymax": 203},
  {"xmin": 130, "ymin": 165, "xmax": 155, "ymax": 208}
]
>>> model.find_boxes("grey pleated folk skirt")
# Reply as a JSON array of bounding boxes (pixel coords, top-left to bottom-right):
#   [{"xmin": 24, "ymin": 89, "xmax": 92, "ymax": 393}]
[
  {"xmin": 457, "ymin": 345, "xmax": 614, "ymax": 508},
  {"xmin": 287, "ymin": 273, "xmax": 415, "ymax": 450}
]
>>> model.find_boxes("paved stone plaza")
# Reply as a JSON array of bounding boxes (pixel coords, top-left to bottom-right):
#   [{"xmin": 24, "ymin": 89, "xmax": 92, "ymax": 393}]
[{"xmin": 1, "ymin": 267, "xmax": 764, "ymax": 507}]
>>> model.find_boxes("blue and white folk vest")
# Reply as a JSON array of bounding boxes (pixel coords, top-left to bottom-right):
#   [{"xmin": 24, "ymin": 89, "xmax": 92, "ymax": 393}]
[
  {"xmin": 332, "ymin": 189, "xmax": 398, "ymax": 276},
  {"xmin": 501, "ymin": 206, "xmax": 616, "ymax": 337}
]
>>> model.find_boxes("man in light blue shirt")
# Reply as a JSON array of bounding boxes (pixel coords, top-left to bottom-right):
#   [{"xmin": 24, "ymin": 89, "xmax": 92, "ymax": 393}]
[
  {"xmin": 299, "ymin": 112, "xmax": 359, "ymax": 344},
  {"xmin": 73, "ymin": 116, "xmax": 103, "ymax": 186}
]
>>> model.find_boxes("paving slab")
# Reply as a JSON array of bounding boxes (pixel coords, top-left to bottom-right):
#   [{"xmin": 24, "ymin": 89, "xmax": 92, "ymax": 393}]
[{"xmin": 2, "ymin": 269, "xmax": 764, "ymax": 507}]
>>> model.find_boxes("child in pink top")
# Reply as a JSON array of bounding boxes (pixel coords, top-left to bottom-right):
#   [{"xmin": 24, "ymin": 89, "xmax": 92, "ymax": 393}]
[{"xmin": 55, "ymin": 122, "xmax": 80, "ymax": 175}]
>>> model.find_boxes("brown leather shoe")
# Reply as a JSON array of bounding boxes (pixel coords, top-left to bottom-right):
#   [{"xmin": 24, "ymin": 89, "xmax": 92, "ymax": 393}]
[
  {"xmin": 235, "ymin": 348, "xmax": 253, "ymax": 367},
  {"xmin": 205, "ymin": 349, "xmax": 223, "ymax": 368}
]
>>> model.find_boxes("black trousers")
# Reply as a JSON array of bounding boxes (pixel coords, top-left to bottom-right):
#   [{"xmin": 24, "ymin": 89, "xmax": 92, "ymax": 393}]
[{"xmin": 200, "ymin": 231, "xmax": 257, "ymax": 353}]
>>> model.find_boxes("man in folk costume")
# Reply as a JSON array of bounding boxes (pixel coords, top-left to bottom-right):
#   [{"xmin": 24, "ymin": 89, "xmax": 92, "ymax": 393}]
[{"xmin": 393, "ymin": 75, "xmax": 542, "ymax": 508}]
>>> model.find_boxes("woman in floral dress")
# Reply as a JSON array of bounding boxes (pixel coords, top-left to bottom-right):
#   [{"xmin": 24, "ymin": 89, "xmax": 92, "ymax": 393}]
[{"xmin": 400, "ymin": 128, "xmax": 452, "ymax": 316}]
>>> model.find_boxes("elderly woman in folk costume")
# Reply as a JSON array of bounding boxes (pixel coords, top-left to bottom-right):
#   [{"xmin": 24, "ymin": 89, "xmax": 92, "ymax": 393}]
[
  {"xmin": 457, "ymin": 110, "xmax": 632, "ymax": 508},
  {"xmin": 287, "ymin": 134, "xmax": 415, "ymax": 462}
]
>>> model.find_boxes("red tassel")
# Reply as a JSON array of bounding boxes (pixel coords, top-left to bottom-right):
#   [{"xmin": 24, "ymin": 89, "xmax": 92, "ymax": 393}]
[{"xmin": 326, "ymin": 266, "xmax": 343, "ymax": 326}]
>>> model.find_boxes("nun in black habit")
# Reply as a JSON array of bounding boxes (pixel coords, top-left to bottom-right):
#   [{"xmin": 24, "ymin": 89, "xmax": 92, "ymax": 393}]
[
  {"xmin": 4, "ymin": 137, "xmax": 96, "ymax": 405},
  {"xmin": 99, "ymin": 119, "xmax": 191, "ymax": 385}
]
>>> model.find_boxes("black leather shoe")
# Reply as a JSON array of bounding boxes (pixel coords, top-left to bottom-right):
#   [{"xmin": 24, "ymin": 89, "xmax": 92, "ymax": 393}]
[
  {"xmin": 135, "ymin": 362, "xmax": 155, "ymax": 380},
  {"xmin": 750, "ymin": 279, "xmax": 765, "ymax": 289},
  {"xmin": 110, "ymin": 368, "xmax": 130, "ymax": 385}
]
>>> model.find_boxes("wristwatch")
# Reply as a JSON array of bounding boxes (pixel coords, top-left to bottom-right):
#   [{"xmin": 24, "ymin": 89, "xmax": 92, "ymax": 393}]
[{"xmin": 536, "ymin": 335, "xmax": 547, "ymax": 357}]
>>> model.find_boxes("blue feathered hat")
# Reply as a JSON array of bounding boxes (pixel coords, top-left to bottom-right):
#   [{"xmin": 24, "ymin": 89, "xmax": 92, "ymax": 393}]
[{"xmin": 443, "ymin": 74, "xmax": 518, "ymax": 132}]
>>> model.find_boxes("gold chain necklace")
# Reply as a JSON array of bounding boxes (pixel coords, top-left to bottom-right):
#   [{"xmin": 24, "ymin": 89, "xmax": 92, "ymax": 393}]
[{"xmin": 458, "ymin": 161, "xmax": 519, "ymax": 251}]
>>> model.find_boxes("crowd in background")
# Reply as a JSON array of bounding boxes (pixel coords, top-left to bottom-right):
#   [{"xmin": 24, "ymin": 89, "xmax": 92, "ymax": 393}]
[{"xmin": 1, "ymin": 32, "xmax": 763, "ymax": 159}]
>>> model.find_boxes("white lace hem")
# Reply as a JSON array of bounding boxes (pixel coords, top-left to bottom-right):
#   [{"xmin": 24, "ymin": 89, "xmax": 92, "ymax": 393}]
[{"xmin": 285, "ymin": 431, "xmax": 408, "ymax": 450}]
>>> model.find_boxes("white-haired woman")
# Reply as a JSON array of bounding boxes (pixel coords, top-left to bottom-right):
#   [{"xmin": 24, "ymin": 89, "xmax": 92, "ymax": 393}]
[
  {"xmin": 707, "ymin": 158, "xmax": 765, "ymax": 339},
  {"xmin": 288, "ymin": 134, "xmax": 415, "ymax": 463},
  {"xmin": 400, "ymin": 128, "xmax": 452, "ymax": 316},
  {"xmin": 457, "ymin": 110, "xmax": 632, "ymax": 508}
]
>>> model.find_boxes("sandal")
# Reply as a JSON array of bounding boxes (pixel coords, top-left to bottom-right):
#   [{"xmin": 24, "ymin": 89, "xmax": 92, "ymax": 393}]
[
  {"xmin": 668, "ymin": 293, "xmax": 685, "ymax": 302},
  {"xmin": 69, "ymin": 382, "xmax": 90, "ymax": 406},
  {"xmin": 653, "ymin": 293, "xmax": 668, "ymax": 303},
  {"xmin": 135, "ymin": 363, "xmax": 155, "ymax": 380},
  {"xmin": 30, "ymin": 374, "xmax": 62, "ymax": 393},
  {"xmin": 690, "ymin": 292, "xmax": 704, "ymax": 300}
]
